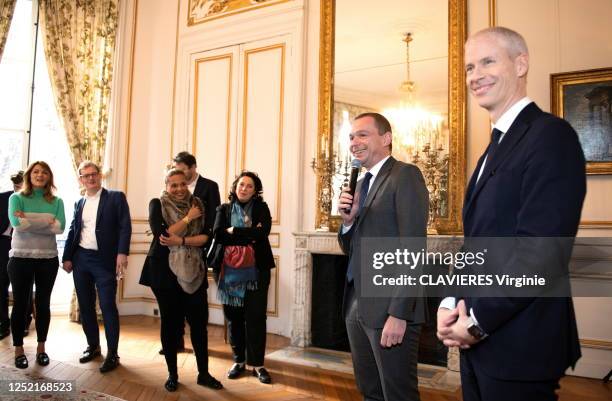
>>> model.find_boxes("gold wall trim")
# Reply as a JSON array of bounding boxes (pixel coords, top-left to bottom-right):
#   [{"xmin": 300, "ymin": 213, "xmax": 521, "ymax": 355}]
[
  {"xmin": 269, "ymin": 232, "xmax": 280, "ymax": 248},
  {"xmin": 436, "ymin": 0, "xmax": 467, "ymax": 234},
  {"xmin": 580, "ymin": 220, "xmax": 612, "ymax": 229},
  {"xmin": 488, "ymin": 0, "xmax": 497, "ymax": 27},
  {"xmin": 187, "ymin": 0, "xmax": 292, "ymax": 26},
  {"xmin": 169, "ymin": 0, "xmax": 181, "ymax": 160},
  {"xmin": 122, "ymin": 0, "xmax": 139, "ymax": 194},
  {"xmin": 191, "ymin": 53, "xmax": 233, "ymax": 198},
  {"xmin": 240, "ymin": 43, "xmax": 286, "ymax": 225},
  {"xmin": 119, "ymin": 249, "xmax": 156, "ymax": 303},
  {"xmin": 580, "ymin": 338, "xmax": 612, "ymax": 350},
  {"xmin": 315, "ymin": 0, "xmax": 334, "ymax": 231},
  {"xmin": 124, "ymin": 0, "xmax": 181, "ymax": 192},
  {"xmin": 315, "ymin": 0, "xmax": 467, "ymax": 234},
  {"xmin": 267, "ymin": 255, "xmax": 280, "ymax": 317}
]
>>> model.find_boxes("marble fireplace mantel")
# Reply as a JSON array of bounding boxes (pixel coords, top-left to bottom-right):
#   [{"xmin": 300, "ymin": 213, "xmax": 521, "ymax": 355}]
[{"xmin": 291, "ymin": 231, "xmax": 460, "ymax": 371}]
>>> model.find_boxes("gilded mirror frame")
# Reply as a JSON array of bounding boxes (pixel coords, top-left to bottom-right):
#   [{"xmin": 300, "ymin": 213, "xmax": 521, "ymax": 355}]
[{"xmin": 315, "ymin": 0, "xmax": 467, "ymax": 234}]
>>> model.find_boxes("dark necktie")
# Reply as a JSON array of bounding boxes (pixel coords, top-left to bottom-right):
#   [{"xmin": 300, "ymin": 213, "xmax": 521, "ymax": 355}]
[
  {"xmin": 488, "ymin": 128, "xmax": 503, "ymax": 162},
  {"xmin": 346, "ymin": 172, "xmax": 373, "ymax": 283}
]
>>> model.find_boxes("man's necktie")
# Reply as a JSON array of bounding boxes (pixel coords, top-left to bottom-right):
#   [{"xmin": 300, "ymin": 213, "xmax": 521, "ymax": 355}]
[
  {"xmin": 346, "ymin": 172, "xmax": 373, "ymax": 283},
  {"xmin": 488, "ymin": 128, "xmax": 503, "ymax": 161},
  {"xmin": 476, "ymin": 128, "xmax": 503, "ymax": 184}
]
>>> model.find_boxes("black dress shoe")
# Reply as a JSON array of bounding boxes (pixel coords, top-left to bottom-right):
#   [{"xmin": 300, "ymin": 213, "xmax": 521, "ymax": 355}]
[
  {"xmin": 164, "ymin": 375, "xmax": 179, "ymax": 392},
  {"xmin": 253, "ymin": 367, "xmax": 272, "ymax": 384},
  {"xmin": 15, "ymin": 354, "xmax": 28, "ymax": 369},
  {"xmin": 99, "ymin": 354, "xmax": 119, "ymax": 373},
  {"xmin": 197, "ymin": 372, "xmax": 223, "ymax": 390},
  {"xmin": 36, "ymin": 352, "xmax": 50, "ymax": 366},
  {"xmin": 227, "ymin": 363, "xmax": 246, "ymax": 379},
  {"xmin": 79, "ymin": 346, "xmax": 102, "ymax": 363}
]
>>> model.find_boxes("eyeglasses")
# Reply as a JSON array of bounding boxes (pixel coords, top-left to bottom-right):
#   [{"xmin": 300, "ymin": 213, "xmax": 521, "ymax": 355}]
[{"xmin": 79, "ymin": 172, "xmax": 99, "ymax": 180}]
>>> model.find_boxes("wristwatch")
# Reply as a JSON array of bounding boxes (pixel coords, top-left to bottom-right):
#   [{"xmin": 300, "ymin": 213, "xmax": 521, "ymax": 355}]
[{"xmin": 466, "ymin": 316, "xmax": 486, "ymax": 340}]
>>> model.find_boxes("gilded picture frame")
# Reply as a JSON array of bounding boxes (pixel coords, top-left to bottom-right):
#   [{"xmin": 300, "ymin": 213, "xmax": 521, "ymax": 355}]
[
  {"xmin": 551, "ymin": 67, "xmax": 612, "ymax": 175},
  {"xmin": 315, "ymin": 0, "xmax": 467, "ymax": 234}
]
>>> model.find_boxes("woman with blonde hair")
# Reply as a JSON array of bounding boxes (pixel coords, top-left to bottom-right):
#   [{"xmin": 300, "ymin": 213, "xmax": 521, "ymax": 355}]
[
  {"xmin": 8, "ymin": 161, "xmax": 65, "ymax": 368},
  {"xmin": 139, "ymin": 168, "xmax": 222, "ymax": 392}
]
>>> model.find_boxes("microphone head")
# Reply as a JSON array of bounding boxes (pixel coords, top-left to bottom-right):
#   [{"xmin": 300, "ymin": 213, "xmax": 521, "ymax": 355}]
[{"xmin": 350, "ymin": 159, "xmax": 362, "ymax": 169}]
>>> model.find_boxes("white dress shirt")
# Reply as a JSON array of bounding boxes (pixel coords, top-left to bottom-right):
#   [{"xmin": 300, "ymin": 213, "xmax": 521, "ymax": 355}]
[
  {"xmin": 188, "ymin": 173, "xmax": 199, "ymax": 194},
  {"xmin": 79, "ymin": 188, "xmax": 102, "ymax": 250},
  {"xmin": 475, "ymin": 97, "xmax": 532, "ymax": 183}
]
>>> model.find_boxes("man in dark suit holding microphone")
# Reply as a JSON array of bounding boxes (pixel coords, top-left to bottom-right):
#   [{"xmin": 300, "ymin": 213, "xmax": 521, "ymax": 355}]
[
  {"xmin": 437, "ymin": 27, "xmax": 585, "ymax": 401},
  {"xmin": 338, "ymin": 112, "xmax": 429, "ymax": 401}
]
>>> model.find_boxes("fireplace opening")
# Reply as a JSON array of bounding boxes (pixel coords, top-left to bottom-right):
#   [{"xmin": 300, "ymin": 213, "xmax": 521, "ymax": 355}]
[{"xmin": 310, "ymin": 253, "xmax": 448, "ymax": 367}]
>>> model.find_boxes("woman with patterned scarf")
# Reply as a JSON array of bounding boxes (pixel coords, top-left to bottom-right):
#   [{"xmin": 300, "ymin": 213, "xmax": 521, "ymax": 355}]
[
  {"xmin": 139, "ymin": 169, "xmax": 222, "ymax": 392},
  {"xmin": 212, "ymin": 171, "xmax": 275, "ymax": 384}
]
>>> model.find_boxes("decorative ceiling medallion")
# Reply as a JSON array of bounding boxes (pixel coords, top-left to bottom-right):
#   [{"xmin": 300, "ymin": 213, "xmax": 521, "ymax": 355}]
[{"xmin": 188, "ymin": 0, "xmax": 292, "ymax": 25}]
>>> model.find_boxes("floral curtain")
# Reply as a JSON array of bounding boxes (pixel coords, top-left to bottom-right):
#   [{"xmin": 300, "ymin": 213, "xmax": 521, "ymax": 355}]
[
  {"xmin": 39, "ymin": 0, "xmax": 119, "ymax": 169},
  {"xmin": 0, "ymin": 0, "xmax": 17, "ymax": 61},
  {"xmin": 39, "ymin": 0, "xmax": 120, "ymax": 321}
]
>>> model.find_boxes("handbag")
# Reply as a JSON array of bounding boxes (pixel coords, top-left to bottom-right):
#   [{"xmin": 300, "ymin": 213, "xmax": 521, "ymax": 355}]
[
  {"xmin": 222, "ymin": 244, "xmax": 256, "ymax": 269},
  {"xmin": 206, "ymin": 237, "xmax": 224, "ymax": 271}
]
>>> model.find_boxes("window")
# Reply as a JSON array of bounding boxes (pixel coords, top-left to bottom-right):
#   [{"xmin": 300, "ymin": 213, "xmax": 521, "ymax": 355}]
[{"xmin": 1, "ymin": 0, "xmax": 79, "ymax": 312}]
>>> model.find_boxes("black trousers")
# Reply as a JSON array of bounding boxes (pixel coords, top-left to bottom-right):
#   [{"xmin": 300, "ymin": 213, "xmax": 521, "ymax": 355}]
[
  {"xmin": 152, "ymin": 282, "xmax": 209, "ymax": 377},
  {"xmin": 460, "ymin": 352, "xmax": 561, "ymax": 401},
  {"xmin": 7, "ymin": 257, "xmax": 58, "ymax": 346},
  {"xmin": 73, "ymin": 248, "xmax": 120, "ymax": 353},
  {"xmin": 223, "ymin": 269, "xmax": 270, "ymax": 367},
  {"xmin": 344, "ymin": 284, "xmax": 421, "ymax": 401}
]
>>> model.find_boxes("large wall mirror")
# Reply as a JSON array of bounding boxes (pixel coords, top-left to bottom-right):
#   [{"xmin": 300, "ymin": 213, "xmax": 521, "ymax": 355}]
[{"xmin": 315, "ymin": 0, "xmax": 467, "ymax": 234}]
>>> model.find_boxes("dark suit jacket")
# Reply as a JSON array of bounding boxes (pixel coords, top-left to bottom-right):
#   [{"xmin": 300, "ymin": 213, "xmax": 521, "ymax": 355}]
[
  {"xmin": 63, "ymin": 189, "xmax": 132, "ymax": 269},
  {"xmin": 140, "ymin": 198, "xmax": 209, "ymax": 289},
  {"xmin": 212, "ymin": 199, "xmax": 275, "ymax": 272},
  {"xmin": 338, "ymin": 157, "xmax": 429, "ymax": 328},
  {"xmin": 0, "ymin": 191, "xmax": 12, "ymax": 253},
  {"xmin": 0, "ymin": 191, "xmax": 12, "ymax": 236},
  {"xmin": 461, "ymin": 102, "xmax": 585, "ymax": 380},
  {"xmin": 193, "ymin": 175, "xmax": 221, "ymax": 240}
]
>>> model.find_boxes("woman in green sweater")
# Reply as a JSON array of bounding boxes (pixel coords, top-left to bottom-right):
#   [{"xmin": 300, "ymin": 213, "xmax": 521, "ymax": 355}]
[{"xmin": 8, "ymin": 161, "xmax": 65, "ymax": 369}]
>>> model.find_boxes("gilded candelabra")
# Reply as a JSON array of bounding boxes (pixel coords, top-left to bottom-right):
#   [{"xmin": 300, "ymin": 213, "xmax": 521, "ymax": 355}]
[
  {"xmin": 311, "ymin": 151, "xmax": 339, "ymax": 230},
  {"xmin": 412, "ymin": 143, "xmax": 449, "ymax": 234}
]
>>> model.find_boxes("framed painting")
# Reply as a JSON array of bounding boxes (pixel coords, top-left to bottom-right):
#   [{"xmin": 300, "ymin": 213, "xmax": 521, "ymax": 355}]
[
  {"xmin": 551, "ymin": 68, "xmax": 612, "ymax": 174},
  {"xmin": 188, "ymin": 0, "xmax": 291, "ymax": 25}
]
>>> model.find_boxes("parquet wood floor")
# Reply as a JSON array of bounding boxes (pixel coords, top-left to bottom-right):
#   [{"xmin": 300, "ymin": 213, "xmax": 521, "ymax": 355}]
[{"xmin": 0, "ymin": 315, "xmax": 608, "ymax": 401}]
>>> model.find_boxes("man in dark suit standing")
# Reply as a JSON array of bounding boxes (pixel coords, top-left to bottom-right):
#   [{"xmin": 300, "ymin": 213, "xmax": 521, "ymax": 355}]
[
  {"xmin": 0, "ymin": 171, "xmax": 26, "ymax": 340},
  {"xmin": 62, "ymin": 161, "xmax": 132, "ymax": 373},
  {"xmin": 168, "ymin": 151, "xmax": 221, "ymax": 353},
  {"xmin": 337, "ymin": 113, "xmax": 429, "ymax": 401},
  {"xmin": 437, "ymin": 27, "xmax": 585, "ymax": 401}
]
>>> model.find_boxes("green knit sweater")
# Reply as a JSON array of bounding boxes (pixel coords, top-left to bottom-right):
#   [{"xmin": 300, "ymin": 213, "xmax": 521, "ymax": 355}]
[{"xmin": 8, "ymin": 188, "xmax": 65, "ymax": 258}]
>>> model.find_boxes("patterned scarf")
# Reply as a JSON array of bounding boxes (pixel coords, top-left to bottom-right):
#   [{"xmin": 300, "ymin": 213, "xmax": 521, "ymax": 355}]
[
  {"xmin": 160, "ymin": 191, "xmax": 205, "ymax": 294},
  {"xmin": 217, "ymin": 200, "xmax": 258, "ymax": 306}
]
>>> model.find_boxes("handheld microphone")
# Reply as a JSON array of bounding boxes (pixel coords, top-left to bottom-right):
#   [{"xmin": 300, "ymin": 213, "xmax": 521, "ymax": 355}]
[{"xmin": 344, "ymin": 159, "xmax": 362, "ymax": 213}]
